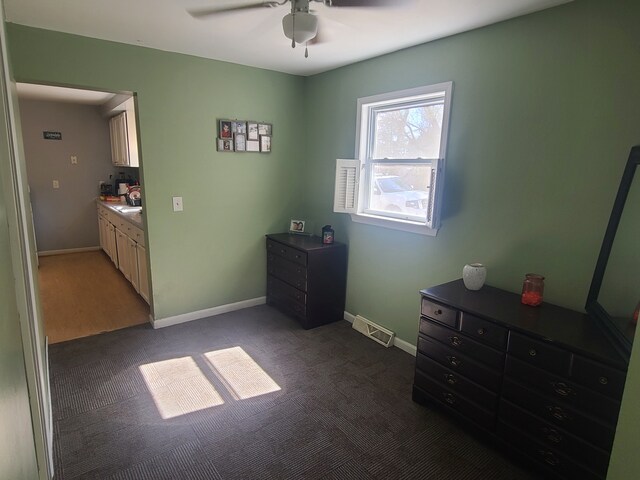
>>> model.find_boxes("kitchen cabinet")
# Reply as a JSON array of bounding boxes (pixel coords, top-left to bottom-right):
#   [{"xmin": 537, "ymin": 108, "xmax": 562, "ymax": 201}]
[
  {"xmin": 413, "ymin": 280, "xmax": 627, "ymax": 480},
  {"xmin": 109, "ymin": 98, "xmax": 139, "ymax": 167},
  {"xmin": 96, "ymin": 202, "xmax": 148, "ymax": 304}
]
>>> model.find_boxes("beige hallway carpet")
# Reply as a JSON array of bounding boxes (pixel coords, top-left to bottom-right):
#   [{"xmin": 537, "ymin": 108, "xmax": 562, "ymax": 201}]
[{"xmin": 38, "ymin": 250, "xmax": 149, "ymax": 344}]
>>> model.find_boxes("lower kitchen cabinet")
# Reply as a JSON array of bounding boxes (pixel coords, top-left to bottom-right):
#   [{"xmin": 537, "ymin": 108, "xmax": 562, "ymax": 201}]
[
  {"xmin": 97, "ymin": 202, "xmax": 149, "ymax": 304},
  {"xmin": 413, "ymin": 279, "xmax": 627, "ymax": 480}
]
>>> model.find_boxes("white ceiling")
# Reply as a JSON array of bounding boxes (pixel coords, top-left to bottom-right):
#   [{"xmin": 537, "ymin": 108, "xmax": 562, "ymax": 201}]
[{"xmin": 5, "ymin": 0, "xmax": 572, "ymax": 77}]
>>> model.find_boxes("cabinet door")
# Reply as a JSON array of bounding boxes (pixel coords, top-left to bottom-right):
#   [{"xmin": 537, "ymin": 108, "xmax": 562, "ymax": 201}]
[
  {"xmin": 98, "ymin": 215, "xmax": 106, "ymax": 252},
  {"xmin": 128, "ymin": 237, "xmax": 139, "ymax": 293},
  {"xmin": 115, "ymin": 228, "xmax": 130, "ymax": 280},
  {"xmin": 108, "ymin": 223, "xmax": 118, "ymax": 267},
  {"xmin": 109, "ymin": 112, "xmax": 130, "ymax": 166},
  {"xmin": 137, "ymin": 244, "xmax": 150, "ymax": 304}
]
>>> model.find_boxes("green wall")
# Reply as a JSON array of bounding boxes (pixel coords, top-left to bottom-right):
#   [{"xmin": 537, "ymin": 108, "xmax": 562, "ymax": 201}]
[
  {"xmin": 7, "ymin": 25, "xmax": 307, "ymax": 320},
  {"xmin": 303, "ymin": 0, "xmax": 640, "ymax": 343}
]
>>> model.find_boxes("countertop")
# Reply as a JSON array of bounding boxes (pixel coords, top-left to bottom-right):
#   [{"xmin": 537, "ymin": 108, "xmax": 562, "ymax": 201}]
[{"xmin": 97, "ymin": 199, "xmax": 144, "ymax": 228}]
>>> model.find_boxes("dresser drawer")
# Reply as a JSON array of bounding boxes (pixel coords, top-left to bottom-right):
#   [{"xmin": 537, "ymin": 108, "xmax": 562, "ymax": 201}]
[
  {"xmin": 499, "ymin": 399, "xmax": 610, "ymax": 476},
  {"xmin": 266, "ymin": 238, "xmax": 307, "ymax": 266},
  {"xmin": 267, "ymin": 275, "xmax": 306, "ymax": 306},
  {"xmin": 420, "ymin": 318, "xmax": 504, "ymax": 369},
  {"xmin": 414, "ymin": 370, "xmax": 495, "ymax": 430},
  {"xmin": 508, "ymin": 332, "xmax": 572, "ymax": 377},
  {"xmin": 505, "ymin": 355, "xmax": 620, "ymax": 424},
  {"xmin": 267, "ymin": 254, "xmax": 307, "ymax": 291},
  {"xmin": 501, "ymin": 378, "xmax": 615, "ymax": 451},
  {"xmin": 421, "ymin": 298, "xmax": 458, "ymax": 329},
  {"xmin": 416, "ymin": 353, "xmax": 498, "ymax": 409},
  {"xmin": 417, "ymin": 335, "xmax": 502, "ymax": 392},
  {"xmin": 497, "ymin": 421, "xmax": 603, "ymax": 480},
  {"xmin": 459, "ymin": 312, "xmax": 507, "ymax": 350},
  {"xmin": 571, "ymin": 355, "xmax": 626, "ymax": 400},
  {"xmin": 267, "ymin": 284, "xmax": 307, "ymax": 320}
]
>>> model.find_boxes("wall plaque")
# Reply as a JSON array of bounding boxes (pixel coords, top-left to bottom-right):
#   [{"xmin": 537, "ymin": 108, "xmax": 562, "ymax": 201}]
[{"xmin": 43, "ymin": 131, "xmax": 62, "ymax": 140}]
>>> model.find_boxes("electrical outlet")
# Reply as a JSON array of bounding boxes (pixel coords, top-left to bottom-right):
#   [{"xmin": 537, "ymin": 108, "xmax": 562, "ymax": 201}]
[
  {"xmin": 172, "ymin": 196, "xmax": 183, "ymax": 212},
  {"xmin": 70, "ymin": 155, "xmax": 78, "ymax": 164},
  {"xmin": 53, "ymin": 180, "xmax": 59, "ymax": 189}
]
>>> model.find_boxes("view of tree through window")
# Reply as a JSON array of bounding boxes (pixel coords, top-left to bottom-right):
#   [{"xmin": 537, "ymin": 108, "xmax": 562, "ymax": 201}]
[{"xmin": 372, "ymin": 102, "xmax": 444, "ymax": 160}]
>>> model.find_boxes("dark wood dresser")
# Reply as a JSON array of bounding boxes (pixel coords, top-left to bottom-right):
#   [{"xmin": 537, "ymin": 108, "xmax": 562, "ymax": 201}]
[
  {"xmin": 413, "ymin": 280, "xmax": 628, "ymax": 480},
  {"xmin": 266, "ymin": 233, "xmax": 347, "ymax": 329}
]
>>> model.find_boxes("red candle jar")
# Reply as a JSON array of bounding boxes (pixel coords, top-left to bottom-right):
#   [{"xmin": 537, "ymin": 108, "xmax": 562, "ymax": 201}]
[{"xmin": 521, "ymin": 274, "xmax": 545, "ymax": 306}]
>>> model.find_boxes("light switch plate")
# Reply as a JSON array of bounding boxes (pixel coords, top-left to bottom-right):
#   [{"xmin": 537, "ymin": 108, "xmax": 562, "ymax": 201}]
[
  {"xmin": 70, "ymin": 155, "xmax": 78, "ymax": 164},
  {"xmin": 172, "ymin": 196, "xmax": 183, "ymax": 212},
  {"xmin": 53, "ymin": 180, "xmax": 59, "ymax": 189}
]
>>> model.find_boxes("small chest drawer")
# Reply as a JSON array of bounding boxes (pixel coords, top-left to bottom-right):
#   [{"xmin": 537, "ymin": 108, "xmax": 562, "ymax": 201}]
[
  {"xmin": 459, "ymin": 312, "xmax": 507, "ymax": 350},
  {"xmin": 505, "ymin": 355, "xmax": 620, "ymax": 424},
  {"xmin": 266, "ymin": 239, "xmax": 307, "ymax": 266},
  {"xmin": 571, "ymin": 355, "xmax": 626, "ymax": 400},
  {"xmin": 417, "ymin": 334, "xmax": 502, "ymax": 392},
  {"xmin": 420, "ymin": 318, "xmax": 504, "ymax": 369},
  {"xmin": 414, "ymin": 370, "xmax": 495, "ymax": 430},
  {"xmin": 421, "ymin": 298, "xmax": 458, "ymax": 329},
  {"xmin": 267, "ymin": 275, "xmax": 306, "ymax": 306},
  {"xmin": 499, "ymin": 399, "xmax": 610, "ymax": 476},
  {"xmin": 508, "ymin": 332, "xmax": 572, "ymax": 377},
  {"xmin": 267, "ymin": 254, "xmax": 307, "ymax": 291},
  {"xmin": 502, "ymin": 378, "xmax": 615, "ymax": 451},
  {"xmin": 416, "ymin": 353, "xmax": 497, "ymax": 409}
]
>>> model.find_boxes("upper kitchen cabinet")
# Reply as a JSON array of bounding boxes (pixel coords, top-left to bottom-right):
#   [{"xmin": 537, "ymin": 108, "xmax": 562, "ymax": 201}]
[{"xmin": 109, "ymin": 97, "xmax": 139, "ymax": 167}]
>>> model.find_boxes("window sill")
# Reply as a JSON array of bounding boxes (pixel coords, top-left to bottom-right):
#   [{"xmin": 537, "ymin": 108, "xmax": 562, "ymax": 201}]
[{"xmin": 349, "ymin": 212, "xmax": 438, "ymax": 236}]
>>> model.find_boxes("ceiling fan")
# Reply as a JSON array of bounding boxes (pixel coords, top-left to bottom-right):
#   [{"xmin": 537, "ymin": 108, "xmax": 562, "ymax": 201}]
[{"xmin": 188, "ymin": 0, "xmax": 404, "ymax": 58}]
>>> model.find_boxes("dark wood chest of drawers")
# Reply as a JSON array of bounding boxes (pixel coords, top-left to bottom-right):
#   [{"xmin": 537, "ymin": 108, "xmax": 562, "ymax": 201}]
[
  {"xmin": 413, "ymin": 280, "xmax": 628, "ymax": 480},
  {"xmin": 266, "ymin": 233, "xmax": 347, "ymax": 329}
]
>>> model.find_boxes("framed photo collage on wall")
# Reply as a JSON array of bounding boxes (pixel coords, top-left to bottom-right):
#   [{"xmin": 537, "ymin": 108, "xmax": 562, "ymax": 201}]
[{"xmin": 217, "ymin": 119, "xmax": 272, "ymax": 153}]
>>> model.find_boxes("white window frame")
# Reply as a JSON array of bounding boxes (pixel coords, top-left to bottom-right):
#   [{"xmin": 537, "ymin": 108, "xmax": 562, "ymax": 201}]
[{"xmin": 334, "ymin": 82, "xmax": 453, "ymax": 236}]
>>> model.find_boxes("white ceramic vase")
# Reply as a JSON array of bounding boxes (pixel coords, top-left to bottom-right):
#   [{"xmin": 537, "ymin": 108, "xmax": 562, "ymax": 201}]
[{"xmin": 463, "ymin": 263, "xmax": 487, "ymax": 290}]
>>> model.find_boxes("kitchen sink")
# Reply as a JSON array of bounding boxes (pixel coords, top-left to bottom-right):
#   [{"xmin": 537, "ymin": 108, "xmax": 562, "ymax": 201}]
[{"xmin": 113, "ymin": 205, "xmax": 142, "ymax": 213}]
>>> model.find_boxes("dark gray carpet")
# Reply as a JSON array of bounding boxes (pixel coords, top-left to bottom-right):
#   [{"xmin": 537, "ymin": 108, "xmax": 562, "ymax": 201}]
[{"xmin": 49, "ymin": 305, "xmax": 539, "ymax": 479}]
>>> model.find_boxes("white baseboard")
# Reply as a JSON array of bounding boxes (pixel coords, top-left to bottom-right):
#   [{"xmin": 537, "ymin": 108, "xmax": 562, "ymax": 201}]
[
  {"xmin": 151, "ymin": 296, "xmax": 267, "ymax": 329},
  {"xmin": 38, "ymin": 246, "xmax": 101, "ymax": 256},
  {"xmin": 343, "ymin": 310, "xmax": 416, "ymax": 356}
]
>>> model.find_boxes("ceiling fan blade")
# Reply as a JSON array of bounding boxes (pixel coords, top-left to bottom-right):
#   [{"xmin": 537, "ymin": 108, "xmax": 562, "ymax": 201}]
[
  {"xmin": 188, "ymin": 1, "xmax": 284, "ymax": 19},
  {"xmin": 320, "ymin": 0, "xmax": 413, "ymax": 7}
]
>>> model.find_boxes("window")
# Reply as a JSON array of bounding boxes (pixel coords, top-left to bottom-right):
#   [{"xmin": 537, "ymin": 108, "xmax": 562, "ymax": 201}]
[{"xmin": 334, "ymin": 82, "xmax": 453, "ymax": 235}]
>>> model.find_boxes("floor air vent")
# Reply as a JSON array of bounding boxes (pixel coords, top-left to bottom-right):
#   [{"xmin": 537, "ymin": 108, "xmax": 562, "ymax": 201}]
[{"xmin": 352, "ymin": 315, "xmax": 395, "ymax": 347}]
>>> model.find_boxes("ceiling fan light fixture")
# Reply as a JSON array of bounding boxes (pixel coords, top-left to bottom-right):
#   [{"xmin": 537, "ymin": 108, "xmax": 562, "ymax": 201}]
[{"xmin": 282, "ymin": 12, "xmax": 318, "ymax": 44}]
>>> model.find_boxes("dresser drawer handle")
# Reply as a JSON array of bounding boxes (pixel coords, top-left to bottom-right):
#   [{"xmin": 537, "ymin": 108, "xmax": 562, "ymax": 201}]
[
  {"xmin": 546, "ymin": 405, "xmax": 570, "ymax": 422},
  {"xmin": 539, "ymin": 450, "xmax": 560, "ymax": 467},
  {"xmin": 446, "ymin": 356, "xmax": 462, "ymax": 368},
  {"xmin": 442, "ymin": 392, "xmax": 456, "ymax": 405},
  {"xmin": 477, "ymin": 327, "xmax": 486, "ymax": 335},
  {"xmin": 434, "ymin": 309, "xmax": 443, "ymax": 315},
  {"xmin": 448, "ymin": 336, "xmax": 463, "ymax": 347},
  {"xmin": 551, "ymin": 382, "xmax": 575, "ymax": 397},
  {"xmin": 599, "ymin": 376, "xmax": 609, "ymax": 385},
  {"xmin": 528, "ymin": 348, "xmax": 537, "ymax": 357},
  {"xmin": 280, "ymin": 248, "xmax": 286, "ymax": 254},
  {"xmin": 541, "ymin": 427, "xmax": 563, "ymax": 445},
  {"xmin": 444, "ymin": 373, "xmax": 457, "ymax": 385}
]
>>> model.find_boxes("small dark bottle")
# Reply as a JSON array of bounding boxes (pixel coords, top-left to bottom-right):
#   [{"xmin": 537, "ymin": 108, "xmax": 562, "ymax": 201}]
[{"xmin": 321, "ymin": 225, "xmax": 334, "ymax": 244}]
